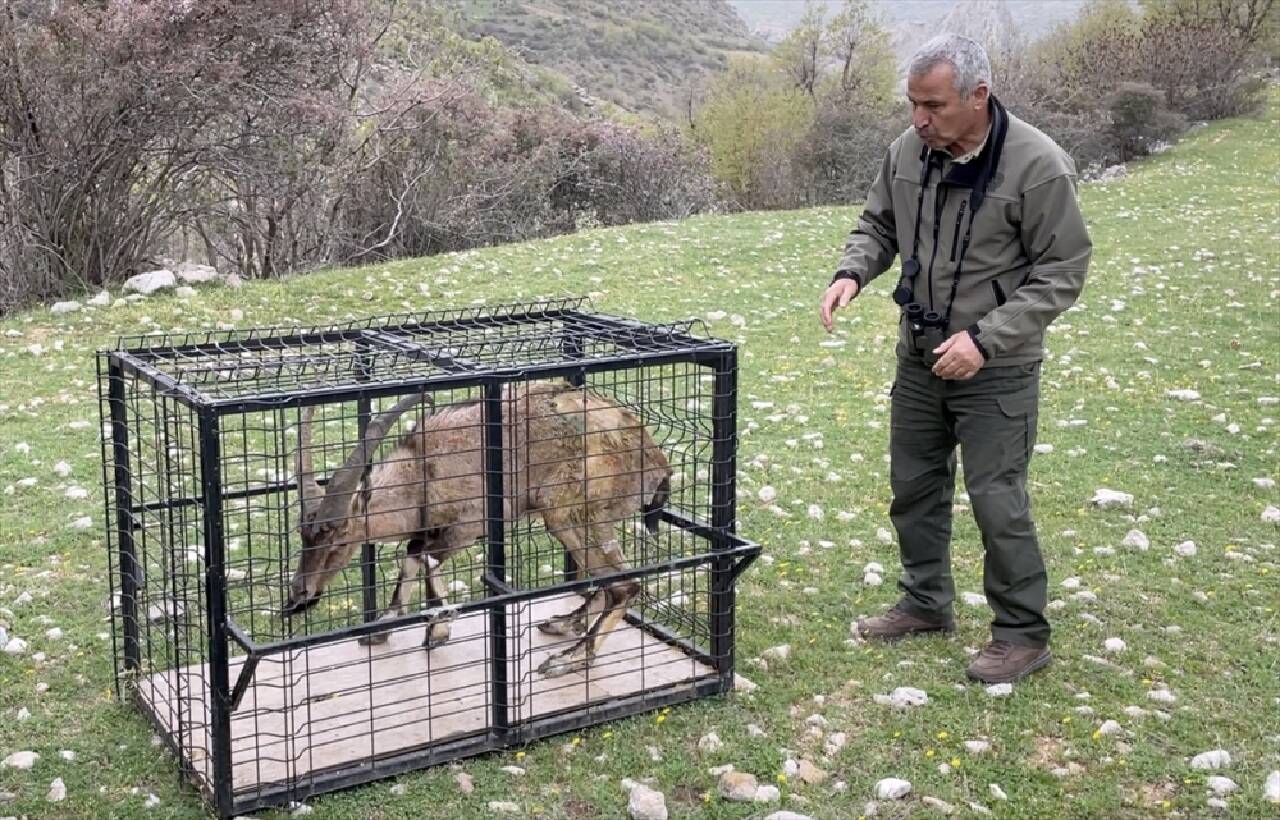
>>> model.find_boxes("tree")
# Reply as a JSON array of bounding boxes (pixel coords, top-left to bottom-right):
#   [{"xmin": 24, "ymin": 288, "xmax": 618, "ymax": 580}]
[{"xmin": 772, "ymin": 1, "xmax": 826, "ymax": 98}]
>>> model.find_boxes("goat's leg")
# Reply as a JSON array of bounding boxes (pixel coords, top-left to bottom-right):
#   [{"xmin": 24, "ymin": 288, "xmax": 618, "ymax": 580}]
[
  {"xmin": 537, "ymin": 523, "xmax": 638, "ymax": 678},
  {"xmin": 421, "ymin": 554, "xmax": 456, "ymax": 650},
  {"xmin": 357, "ymin": 537, "xmax": 425, "ymax": 647}
]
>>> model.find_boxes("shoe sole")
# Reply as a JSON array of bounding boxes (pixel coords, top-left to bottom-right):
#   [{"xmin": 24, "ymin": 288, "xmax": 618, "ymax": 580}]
[
  {"xmin": 965, "ymin": 650, "xmax": 1053, "ymax": 684},
  {"xmin": 858, "ymin": 623, "xmax": 956, "ymax": 643}
]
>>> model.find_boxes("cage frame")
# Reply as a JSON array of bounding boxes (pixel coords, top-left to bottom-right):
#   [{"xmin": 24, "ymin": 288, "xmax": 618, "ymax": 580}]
[{"xmin": 98, "ymin": 298, "xmax": 758, "ymax": 817}]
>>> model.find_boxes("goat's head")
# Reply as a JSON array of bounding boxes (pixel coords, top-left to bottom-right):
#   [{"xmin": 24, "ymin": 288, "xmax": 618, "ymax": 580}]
[{"xmin": 283, "ymin": 393, "xmax": 428, "ymax": 618}]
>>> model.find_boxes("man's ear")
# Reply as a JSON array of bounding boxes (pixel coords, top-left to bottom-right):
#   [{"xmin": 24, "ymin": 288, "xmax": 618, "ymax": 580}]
[{"xmin": 971, "ymin": 82, "xmax": 990, "ymax": 107}]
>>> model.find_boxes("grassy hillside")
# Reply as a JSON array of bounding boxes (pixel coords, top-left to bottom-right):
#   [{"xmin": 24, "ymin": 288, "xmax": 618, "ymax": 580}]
[
  {"xmin": 0, "ymin": 96, "xmax": 1277, "ymax": 817},
  {"xmin": 454, "ymin": 0, "xmax": 767, "ymax": 119}
]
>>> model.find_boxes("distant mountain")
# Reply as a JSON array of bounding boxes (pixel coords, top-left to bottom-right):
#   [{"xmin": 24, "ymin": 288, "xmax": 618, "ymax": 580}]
[
  {"xmin": 729, "ymin": 0, "xmax": 1086, "ymax": 56},
  {"xmin": 455, "ymin": 0, "xmax": 768, "ymax": 119}
]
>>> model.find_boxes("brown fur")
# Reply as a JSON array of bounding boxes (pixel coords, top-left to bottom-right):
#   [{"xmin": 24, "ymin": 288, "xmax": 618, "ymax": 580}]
[{"xmin": 288, "ymin": 380, "xmax": 672, "ymax": 677}]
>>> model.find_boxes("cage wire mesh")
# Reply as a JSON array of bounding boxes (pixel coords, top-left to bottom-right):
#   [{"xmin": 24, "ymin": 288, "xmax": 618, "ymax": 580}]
[{"xmin": 97, "ymin": 298, "xmax": 758, "ymax": 816}]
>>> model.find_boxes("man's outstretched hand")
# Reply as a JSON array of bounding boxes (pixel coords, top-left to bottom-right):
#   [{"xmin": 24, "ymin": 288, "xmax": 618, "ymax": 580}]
[
  {"xmin": 819, "ymin": 279, "xmax": 859, "ymax": 333},
  {"xmin": 932, "ymin": 332, "xmax": 985, "ymax": 380}
]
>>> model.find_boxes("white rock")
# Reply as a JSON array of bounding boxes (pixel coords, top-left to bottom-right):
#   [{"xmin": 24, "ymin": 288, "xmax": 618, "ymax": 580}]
[
  {"xmin": 143, "ymin": 792, "xmax": 160, "ymax": 807},
  {"xmin": 961, "ymin": 592, "xmax": 987, "ymax": 607},
  {"xmin": 763, "ymin": 813, "xmax": 813, "ymax": 820},
  {"xmin": 757, "ymin": 485, "xmax": 777, "ymax": 503},
  {"xmin": 1191, "ymin": 749, "xmax": 1231, "ymax": 770},
  {"xmin": 964, "ymin": 739, "xmax": 991, "ymax": 754},
  {"xmin": 487, "ymin": 801, "xmax": 520, "ymax": 814},
  {"xmin": 47, "ymin": 778, "xmax": 66, "ymax": 802},
  {"xmin": 718, "ymin": 771, "xmax": 759, "ymax": 802},
  {"xmin": 1098, "ymin": 720, "xmax": 1123, "ymax": 736},
  {"xmin": 1165, "ymin": 389, "xmax": 1201, "ymax": 401},
  {"xmin": 985, "ymin": 683, "xmax": 1013, "ymax": 697},
  {"xmin": 921, "ymin": 797, "xmax": 956, "ymax": 813},
  {"xmin": 889, "ymin": 687, "xmax": 928, "ymax": 708},
  {"xmin": 174, "ymin": 286, "xmax": 197, "ymax": 299},
  {"xmin": 51, "ymin": 301, "xmax": 81, "ymax": 314},
  {"xmin": 1174, "ymin": 540, "xmax": 1198, "ymax": 557},
  {"xmin": 123, "ymin": 270, "xmax": 176, "ymax": 295},
  {"xmin": 747, "ymin": 724, "xmax": 767, "ymax": 738},
  {"xmin": 88, "ymin": 290, "xmax": 112, "ymax": 307},
  {"xmin": 988, "ymin": 783, "xmax": 1008, "ymax": 800},
  {"xmin": 1253, "ymin": 477, "xmax": 1276, "ymax": 489},
  {"xmin": 824, "ymin": 732, "xmax": 848, "ymax": 755},
  {"xmin": 863, "ymin": 571, "xmax": 883, "ymax": 586},
  {"xmin": 65, "ymin": 486, "xmax": 88, "ymax": 500},
  {"xmin": 734, "ymin": 674, "xmax": 758, "ymax": 693},
  {"xmin": 698, "ymin": 732, "xmax": 723, "ymax": 753},
  {"xmin": 290, "ymin": 804, "xmax": 313, "ymax": 816},
  {"xmin": 3, "ymin": 637, "xmax": 28, "ymax": 655},
  {"xmin": 1206, "ymin": 776, "xmax": 1238, "ymax": 796},
  {"xmin": 1264, "ymin": 770, "xmax": 1280, "ymax": 803},
  {"xmin": 500, "ymin": 765, "xmax": 525, "ymax": 776},
  {"xmin": 1091, "ymin": 488, "xmax": 1134, "ymax": 509},
  {"xmin": 1263, "ymin": 505, "xmax": 1280, "ymax": 524},
  {"xmin": 455, "ymin": 772, "xmax": 474, "ymax": 794},
  {"xmin": 59, "ymin": 750, "xmax": 75, "ymax": 761},
  {"xmin": 1122, "ymin": 530, "xmax": 1150, "ymax": 550},
  {"xmin": 53, "ymin": 461, "xmax": 73, "ymax": 478},
  {"xmin": 176, "ymin": 263, "xmax": 222, "ymax": 284},
  {"xmin": 761, "ymin": 644, "xmax": 790, "ymax": 662},
  {"xmin": 1147, "ymin": 688, "xmax": 1177, "ymax": 704},
  {"xmin": 753, "ymin": 785, "xmax": 780, "ymax": 803},
  {"xmin": 1034, "ymin": 443, "xmax": 1054, "ymax": 454},
  {"xmin": 967, "ymin": 802, "xmax": 994, "ymax": 816},
  {"xmin": 1104, "ymin": 637, "xmax": 1127, "ymax": 654},
  {"xmin": 874, "ymin": 778, "xmax": 911, "ymax": 800},
  {"xmin": 627, "ymin": 784, "xmax": 668, "ymax": 820},
  {"xmin": 1, "ymin": 751, "xmax": 38, "ymax": 770}
]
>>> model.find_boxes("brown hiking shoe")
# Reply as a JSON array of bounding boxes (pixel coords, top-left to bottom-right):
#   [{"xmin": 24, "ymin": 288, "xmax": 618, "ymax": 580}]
[
  {"xmin": 855, "ymin": 606, "xmax": 955, "ymax": 642},
  {"xmin": 966, "ymin": 639, "xmax": 1052, "ymax": 684}
]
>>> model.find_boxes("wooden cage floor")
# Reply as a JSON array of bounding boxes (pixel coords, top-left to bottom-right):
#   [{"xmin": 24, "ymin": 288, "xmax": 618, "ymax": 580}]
[{"xmin": 138, "ymin": 594, "xmax": 714, "ymax": 792}]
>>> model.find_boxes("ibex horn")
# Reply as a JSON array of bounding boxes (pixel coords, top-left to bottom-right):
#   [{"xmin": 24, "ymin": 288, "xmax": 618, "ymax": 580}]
[
  {"xmin": 313, "ymin": 392, "xmax": 432, "ymax": 526},
  {"xmin": 296, "ymin": 406, "xmax": 323, "ymax": 518}
]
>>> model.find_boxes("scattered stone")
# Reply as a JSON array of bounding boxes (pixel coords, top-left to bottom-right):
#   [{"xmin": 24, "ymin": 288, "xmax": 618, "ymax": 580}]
[
  {"xmin": 796, "ymin": 759, "xmax": 827, "ymax": 785},
  {"xmin": 753, "ymin": 785, "xmax": 780, "ymax": 803},
  {"xmin": 1165, "ymin": 389, "xmax": 1201, "ymax": 401},
  {"xmin": 627, "ymin": 784, "xmax": 668, "ymax": 820},
  {"xmin": 763, "ymin": 813, "xmax": 813, "ymax": 820},
  {"xmin": 874, "ymin": 778, "xmax": 911, "ymax": 800},
  {"xmin": 1091, "ymin": 488, "xmax": 1134, "ymax": 509},
  {"xmin": 500, "ymin": 765, "xmax": 525, "ymax": 776},
  {"xmin": 123, "ymin": 269, "xmax": 176, "ymax": 295},
  {"xmin": 175, "ymin": 263, "xmax": 223, "ymax": 284},
  {"xmin": 88, "ymin": 290, "xmax": 112, "ymax": 307},
  {"xmin": 887, "ymin": 687, "xmax": 928, "ymax": 708},
  {"xmin": 454, "ymin": 772, "xmax": 474, "ymax": 794},
  {"xmin": 1, "ymin": 751, "xmax": 38, "ymax": 770},
  {"xmin": 143, "ymin": 793, "xmax": 160, "ymax": 808},
  {"xmin": 1104, "ymin": 637, "xmax": 1127, "ymax": 654},
  {"xmin": 1206, "ymin": 776, "xmax": 1238, "ymax": 796},
  {"xmin": 51, "ymin": 301, "xmax": 81, "ymax": 315},
  {"xmin": 964, "ymin": 739, "xmax": 991, "ymax": 754},
  {"xmin": 1122, "ymin": 530, "xmax": 1150, "ymax": 550},
  {"xmin": 718, "ymin": 771, "xmax": 759, "ymax": 802},
  {"xmin": 487, "ymin": 801, "xmax": 520, "ymax": 814},
  {"xmin": 1174, "ymin": 540, "xmax": 1198, "ymax": 557},
  {"xmin": 1264, "ymin": 770, "xmax": 1280, "ymax": 803},
  {"xmin": 761, "ymin": 645, "xmax": 791, "ymax": 662},
  {"xmin": 734, "ymin": 674, "xmax": 758, "ymax": 693},
  {"xmin": 989, "ymin": 783, "xmax": 1008, "ymax": 800},
  {"xmin": 47, "ymin": 778, "xmax": 66, "ymax": 802},
  {"xmin": 1191, "ymin": 750, "xmax": 1231, "ymax": 770},
  {"xmin": 985, "ymin": 683, "xmax": 1013, "ymax": 697},
  {"xmin": 1098, "ymin": 720, "xmax": 1123, "ymax": 736},
  {"xmin": 1263, "ymin": 505, "xmax": 1280, "ymax": 524},
  {"xmin": 921, "ymin": 796, "xmax": 956, "ymax": 813},
  {"xmin": 698, "ymin": 732, "xmax": 723, "ymax": 753}
]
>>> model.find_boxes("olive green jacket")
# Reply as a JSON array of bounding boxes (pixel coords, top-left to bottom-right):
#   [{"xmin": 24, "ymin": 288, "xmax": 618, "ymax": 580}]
[{"xmin": 833, "ymin": 96, "xmax": 1092, "ymax": 366}]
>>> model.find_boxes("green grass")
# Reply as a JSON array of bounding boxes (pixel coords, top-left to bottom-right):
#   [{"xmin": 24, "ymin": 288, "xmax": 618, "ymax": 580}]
[{"xmin": 1, "ymin": 100, "xmax": 1278, "ymax": 818}]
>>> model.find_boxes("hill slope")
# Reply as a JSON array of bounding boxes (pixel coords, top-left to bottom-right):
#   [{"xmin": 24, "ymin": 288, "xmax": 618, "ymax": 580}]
[{"xmin": 455, "ymin": 0, "xmax": 767, "ymax": 118}]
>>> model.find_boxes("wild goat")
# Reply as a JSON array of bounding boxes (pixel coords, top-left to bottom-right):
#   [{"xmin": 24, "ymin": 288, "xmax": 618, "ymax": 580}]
[{"xmin": 283, "ymin": 379, "xmax": 673, "ymax": 677}]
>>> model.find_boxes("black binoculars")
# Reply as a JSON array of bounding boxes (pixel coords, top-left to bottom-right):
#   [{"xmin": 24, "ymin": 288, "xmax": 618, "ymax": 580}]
[{"xmin": 904, "ymin": 301, "xmax": 946, "ymax": 365}]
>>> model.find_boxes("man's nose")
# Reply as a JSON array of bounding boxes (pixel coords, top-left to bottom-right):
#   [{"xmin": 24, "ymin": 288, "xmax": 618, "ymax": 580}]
[{"xmin": 912, "ymin": 108, "xmax": 930, "ymax": 130}]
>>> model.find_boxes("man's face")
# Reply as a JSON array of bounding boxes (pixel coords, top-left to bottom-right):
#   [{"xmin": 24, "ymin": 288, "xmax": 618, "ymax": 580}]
[{"xmin": 907, "ymin": 63, "xmax": 988, "ymax": 151}]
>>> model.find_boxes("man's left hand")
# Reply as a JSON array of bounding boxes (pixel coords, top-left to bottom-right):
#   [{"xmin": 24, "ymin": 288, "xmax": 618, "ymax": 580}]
[{"xmin": 932, "ymin": 332, "xmax": 985, "ymax": 380}]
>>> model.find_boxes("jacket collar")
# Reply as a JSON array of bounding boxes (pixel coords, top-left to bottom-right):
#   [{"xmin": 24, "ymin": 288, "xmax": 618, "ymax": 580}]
[{"xmin": 937, "ymin": 94, "xmax": 1009, "ymax": 210}]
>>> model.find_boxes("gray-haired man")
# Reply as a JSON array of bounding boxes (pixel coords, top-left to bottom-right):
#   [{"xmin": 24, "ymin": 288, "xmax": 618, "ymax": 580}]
[{"xmin": 818, "ymin": 34, "xmax": 1092, "ymax": 683}]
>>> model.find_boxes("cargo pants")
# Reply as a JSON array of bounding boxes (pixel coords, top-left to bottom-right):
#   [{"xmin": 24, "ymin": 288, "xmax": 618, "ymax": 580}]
[{"xmin": 889, "ymin": 357, "xmax": 1050, "ymax": 647}]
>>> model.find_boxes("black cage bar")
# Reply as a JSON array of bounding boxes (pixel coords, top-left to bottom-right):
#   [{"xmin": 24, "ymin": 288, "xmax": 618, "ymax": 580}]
[{"xmin": 97, "ymin": 298, "xmax": 758, "ymax": 817}]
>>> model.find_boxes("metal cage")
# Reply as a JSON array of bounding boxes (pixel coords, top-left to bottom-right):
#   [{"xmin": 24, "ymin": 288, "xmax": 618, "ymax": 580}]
[{"xmin": 96, "ymin": 298, "xmax": 758, "ymax": 817}]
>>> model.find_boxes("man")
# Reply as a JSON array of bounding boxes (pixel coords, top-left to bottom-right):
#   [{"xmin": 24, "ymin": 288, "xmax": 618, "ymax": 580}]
[{"xmin": 818, "ymin": 34, "xmax": 1091, "ymax": 684}]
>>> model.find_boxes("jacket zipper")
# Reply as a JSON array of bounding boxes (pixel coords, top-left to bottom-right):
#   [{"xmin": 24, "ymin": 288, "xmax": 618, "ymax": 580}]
[
  {"xmin": 949, "ymin": 199, "xmax": 968, "ymax": 263},
  {"xmin": 925, "ymin": 186, "xmax": 948, "ymax": 310},
  {"xmin": 991, "ymin": 280, "xmax": 1007, "ymax": 306}
]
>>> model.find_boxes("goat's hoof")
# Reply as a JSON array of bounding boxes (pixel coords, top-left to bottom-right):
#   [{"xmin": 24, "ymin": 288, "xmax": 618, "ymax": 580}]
[
  {"xmin": 536, "ymin": 653, "xmax": 589, "ymax": 678},
  {"xmin": 536, "ymin": 616, "xmax": 586, "ymax": 637},
  {"xmin": 358, "ymin": 631, "xmax": 390, "ymax": 647},
  {"xmin": 422, "ymin": 622, "xmax": 451, "ymax": 650}
]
